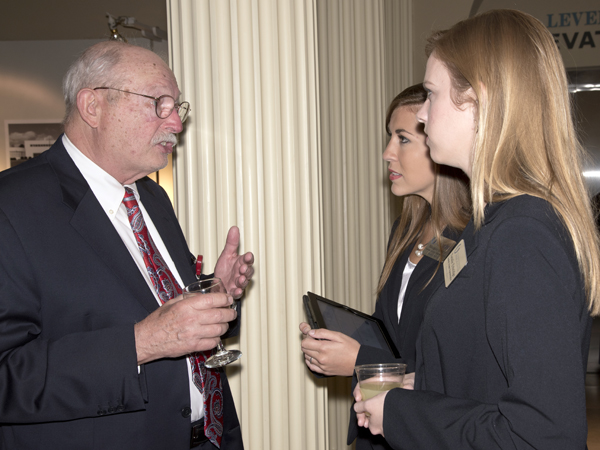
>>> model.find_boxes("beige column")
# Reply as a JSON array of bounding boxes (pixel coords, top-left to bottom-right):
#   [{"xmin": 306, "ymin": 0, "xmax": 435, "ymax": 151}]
[
  {"xmin": 167, "ymin": 0, "xmax": 411, "ymax": 449},
  {"xmin": 317, "ymin": 1, "xmax": 412, "ymax": 447},
  {"xmin": 168, "ymin": 1, "xmax": 326, "ymax": 449}
]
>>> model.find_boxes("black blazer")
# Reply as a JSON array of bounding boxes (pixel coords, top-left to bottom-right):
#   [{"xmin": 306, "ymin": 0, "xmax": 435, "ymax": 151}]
[
  {"xmin": 348, "ymin": 222, "xmax": 456, "ymax": 449},
  {"xmin": 0, "ymin": 138, "xmax": 242, "ymax": 450},
  {"xmin": 382, "ymin": 196, "xmax": 592, "ymax": 449}
]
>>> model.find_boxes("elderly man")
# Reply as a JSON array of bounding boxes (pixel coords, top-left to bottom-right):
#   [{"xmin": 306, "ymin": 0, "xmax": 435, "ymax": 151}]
[{"xmin": 0, "ymin": 41, "xmax": 252, "ymax": 449}]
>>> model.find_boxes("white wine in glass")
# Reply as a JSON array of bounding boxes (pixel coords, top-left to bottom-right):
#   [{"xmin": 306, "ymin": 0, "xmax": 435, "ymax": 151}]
[
  {"xmin": 355, "ymin": 363, "xmax": 406, "ymax": 414},
  {"xmin": 359, "ymin": 381, "xmax": 404, "ymax": 401}
]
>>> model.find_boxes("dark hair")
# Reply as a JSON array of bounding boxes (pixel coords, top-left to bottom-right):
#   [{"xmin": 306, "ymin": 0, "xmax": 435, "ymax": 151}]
[{"xmin": 385, "ymin": 84, "xmax": 428, "ymax": 135}]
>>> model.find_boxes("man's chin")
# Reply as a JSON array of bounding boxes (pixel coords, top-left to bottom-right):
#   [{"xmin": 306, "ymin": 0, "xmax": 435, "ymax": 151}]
[{"xmin": 148, "ymin": 156, "xmax": 170, "ymax": 176}]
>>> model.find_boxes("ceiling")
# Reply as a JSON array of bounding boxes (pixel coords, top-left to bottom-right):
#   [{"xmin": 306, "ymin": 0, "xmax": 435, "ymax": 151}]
[{"xmin": 0, "ymin": 0, "xmax": 168, "ymax": 41}]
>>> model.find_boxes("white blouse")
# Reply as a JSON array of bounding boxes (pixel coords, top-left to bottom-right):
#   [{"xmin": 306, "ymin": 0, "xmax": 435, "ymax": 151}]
[{"xmin": 397, "ymin": 258, "xmax": 417, "ymax": 322}]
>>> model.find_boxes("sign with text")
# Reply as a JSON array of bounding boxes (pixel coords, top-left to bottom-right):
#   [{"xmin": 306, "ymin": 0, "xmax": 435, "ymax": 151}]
[
  {"xmin": 547, "ymin": 9, "xmax": 600, "ymax": 68},
  {"xmin": 475, "ymin": 0, "xmax": 600, "ymax": 69}
]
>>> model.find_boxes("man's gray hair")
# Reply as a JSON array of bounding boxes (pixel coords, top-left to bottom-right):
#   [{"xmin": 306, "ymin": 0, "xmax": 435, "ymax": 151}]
[{"xmin": 62, "ymin": 41, "xmax": 131, "ymax": 125}]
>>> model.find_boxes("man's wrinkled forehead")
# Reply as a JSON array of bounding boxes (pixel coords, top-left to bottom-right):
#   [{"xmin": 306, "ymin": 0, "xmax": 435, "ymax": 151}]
[{"xmin": 117, "ymin": 48, "xmax": 179, "ymax": 93}]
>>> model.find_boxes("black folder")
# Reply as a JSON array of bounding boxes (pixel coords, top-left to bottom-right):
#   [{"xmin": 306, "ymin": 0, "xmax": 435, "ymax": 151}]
[{"xmin": 302, "ymin": 291, "xmax": 399, "ymax": 358}]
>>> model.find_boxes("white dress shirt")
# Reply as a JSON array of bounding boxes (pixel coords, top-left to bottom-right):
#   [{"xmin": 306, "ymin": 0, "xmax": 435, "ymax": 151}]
[{"xmin": 62, "ymin": 134, "xmax": 204, "ymax": 422}]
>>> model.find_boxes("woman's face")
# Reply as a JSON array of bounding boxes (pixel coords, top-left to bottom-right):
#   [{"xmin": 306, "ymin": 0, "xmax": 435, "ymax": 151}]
[
  {"xmin": 383, "ymin": 105, "xmax": 435, "ymax": 203},
  {"xmin": 417, "ymin": 55, "xmax": 477, "ymax": 178}
]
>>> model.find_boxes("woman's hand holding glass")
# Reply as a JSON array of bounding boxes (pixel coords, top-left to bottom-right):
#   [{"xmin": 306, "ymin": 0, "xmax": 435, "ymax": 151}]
[{"xmin": 353, "ymin": 371, "xmax": 414, "ymax": 436}]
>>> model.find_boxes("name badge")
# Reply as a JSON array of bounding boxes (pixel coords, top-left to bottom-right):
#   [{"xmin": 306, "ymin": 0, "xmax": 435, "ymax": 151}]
[
  {"xmin": 443, "ymin": 239, "xmax": 467, "ymax": 287},
  {"xmin": 422, "ymin": 236, "xmax": 457, "ymax": 262}
]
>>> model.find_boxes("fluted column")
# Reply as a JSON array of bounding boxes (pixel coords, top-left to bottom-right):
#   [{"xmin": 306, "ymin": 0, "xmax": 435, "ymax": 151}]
[
  {"xmin": 316, "ymin": 1, "xmax": 412, "ymax": 447},
  {"xmin": 168, "ymin": 1, "xmax": 327, "ymax": 449},
  {"xmin": 167, "ymin": 0, "xmax": 411, "ymax": 448}
]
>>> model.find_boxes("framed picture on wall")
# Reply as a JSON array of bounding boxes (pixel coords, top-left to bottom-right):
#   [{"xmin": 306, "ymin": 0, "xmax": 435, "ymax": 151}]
[{"xmin": 5, "ymin": 120, "xmax": 63, "ymax": 168}]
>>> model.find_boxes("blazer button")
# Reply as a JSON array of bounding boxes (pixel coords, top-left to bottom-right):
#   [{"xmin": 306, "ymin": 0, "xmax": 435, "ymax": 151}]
[
  {"xmin": 97, "ymin": 409, "xmax": 107, "ymax": 416},
  {"xmin": 181, "ymin": 406, "xmax": 192, "ymax": 418}
]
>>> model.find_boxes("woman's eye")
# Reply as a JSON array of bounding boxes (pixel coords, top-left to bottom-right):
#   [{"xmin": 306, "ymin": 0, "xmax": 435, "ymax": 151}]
[{"xmin": 400, "ymin": 136, "xmax": 409, "ymax": 144}]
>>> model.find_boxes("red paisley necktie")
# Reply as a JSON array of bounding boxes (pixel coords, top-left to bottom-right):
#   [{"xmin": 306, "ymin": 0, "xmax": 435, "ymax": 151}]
[{"xmin": 123, "ymin": 187, "xmax": 224, "ymax": 447}]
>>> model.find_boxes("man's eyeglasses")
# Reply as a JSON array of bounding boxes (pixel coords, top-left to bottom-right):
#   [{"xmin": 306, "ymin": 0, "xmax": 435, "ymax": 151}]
[{"xmin": 93, "ymin": 87, "xmax": 190, "ymax": 123}]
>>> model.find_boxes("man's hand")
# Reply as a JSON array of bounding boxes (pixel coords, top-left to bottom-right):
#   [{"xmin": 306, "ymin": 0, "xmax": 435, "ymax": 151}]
[
  {"xmin": 134, "ymin": 292, "xmax": 236, "ymax": 364},
  {"xmin": 214, "ymin": 226, "xmax": 254, "ymax": 299},
  {"xmin": 300, "ymin": 323, "xmax": 360, "ymax": 376}
]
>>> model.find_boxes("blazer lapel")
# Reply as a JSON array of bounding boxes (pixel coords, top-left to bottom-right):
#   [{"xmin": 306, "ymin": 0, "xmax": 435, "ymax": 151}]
[
  {"xmin": 46, "ymin": 141, "xmax": 162, "ymax": 314},
  {"xmin": 384, "ymin": 253, "xmax": 407, "ymax": 330},
  {"xmin": 459, "ymin": 218, "xmax": 480, "ymax": 261},
  {"xmin": 397, "ymin": 254, "xmax": 436, "ymax": 345},
  {"xmin": 420, "ymin": 218, "xmax": 481, "ymax": 316}
]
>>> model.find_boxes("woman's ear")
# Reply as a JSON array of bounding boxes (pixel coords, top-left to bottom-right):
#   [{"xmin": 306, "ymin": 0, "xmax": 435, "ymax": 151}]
[{"xmin": 76, "ymin": 88, "xmax": 101, "ymax": 129}]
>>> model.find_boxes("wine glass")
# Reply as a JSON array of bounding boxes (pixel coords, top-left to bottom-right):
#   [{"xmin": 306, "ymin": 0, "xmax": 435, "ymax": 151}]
[{"xmin": 183, "ymin": 277, "xmax": 242, "ymax": 368}]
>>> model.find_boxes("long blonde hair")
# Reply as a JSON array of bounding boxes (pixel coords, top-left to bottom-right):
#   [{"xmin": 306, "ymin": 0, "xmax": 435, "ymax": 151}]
[
  {"xmin": 426, "ymin": 9, "xmax": 600, "ymax": 314},
  {"xmin": 376, "ymin": 85, "xmax": 471, "ymax": 296}
]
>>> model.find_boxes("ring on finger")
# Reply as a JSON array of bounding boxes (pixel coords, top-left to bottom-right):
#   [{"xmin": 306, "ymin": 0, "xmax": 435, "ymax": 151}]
[{"xmin": 310, "ymin": 356, "xmax": 313, "ymax": 364}]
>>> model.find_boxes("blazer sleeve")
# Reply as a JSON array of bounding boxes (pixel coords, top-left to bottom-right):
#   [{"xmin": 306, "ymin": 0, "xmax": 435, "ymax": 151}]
[
  {"xmin": 381, "ymin": 215, "xmax": 589, "ymax": 449},
  {"xmin": 0, "ymin": 208, "xmax": 146, "ymax": 423}
]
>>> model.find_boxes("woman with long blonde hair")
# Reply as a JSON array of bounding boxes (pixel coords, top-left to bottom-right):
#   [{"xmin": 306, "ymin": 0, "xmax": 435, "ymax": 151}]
[
  {"xmin": 354, "ymin": 10, "xmax": 600, "ymax": 449},
  {"xmin": 300, "ymin": 84, "xmax": 469, "ymax": 450}
]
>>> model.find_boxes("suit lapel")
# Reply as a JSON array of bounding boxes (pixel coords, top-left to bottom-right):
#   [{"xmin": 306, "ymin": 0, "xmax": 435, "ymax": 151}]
[
  {"xmin": 420, "ymin": 218, "xmax": 481, "ymax": 316},
  {"xmin": 383, "ymin": 253, "xmax": 406, "ymax": 331},
  {"xmin": 397, "ymin": 254, "xmax": 436, "ymax": 345},
  {"xmin": 46, "ymin": 141, "xmax": 162, "ymax": 314},
  {"xmin": 459, "ymin": 218, "xmax": 480, "ymax": 261}
]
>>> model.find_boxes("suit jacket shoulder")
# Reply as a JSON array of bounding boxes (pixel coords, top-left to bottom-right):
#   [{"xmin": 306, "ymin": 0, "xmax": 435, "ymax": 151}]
[
  {"xmin": 385, "ymin": 195, "xmax": 590, "ymax": 449},
  {"xmin": 0, "ymin": 139, "xmax": 242, "ymax": 449}
]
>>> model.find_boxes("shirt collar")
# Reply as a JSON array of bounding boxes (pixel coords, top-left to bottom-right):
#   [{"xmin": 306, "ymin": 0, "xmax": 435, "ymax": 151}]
[{"xmin": 62, "ymin": 133, "xmax": 137, "ymax": 216}]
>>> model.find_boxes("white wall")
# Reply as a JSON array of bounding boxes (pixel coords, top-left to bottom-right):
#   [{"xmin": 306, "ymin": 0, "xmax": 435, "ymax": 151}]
[
  {"xmin": 0, "ymin": 38, "xmax": 168, "ymax": 172},
  {"xmin": 412, "ymin": 0, "xmax": 472, "ymax": 83},
  {"xmin": 0, "ymin": 40, "xmax": 97, "ymax": 171},
  {"xmin": 412, "ymin": 0, "xmax": 600, "ymax": 82}
]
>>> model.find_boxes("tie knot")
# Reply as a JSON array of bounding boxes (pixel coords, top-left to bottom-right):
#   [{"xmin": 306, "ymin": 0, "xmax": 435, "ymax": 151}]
[{"xmin": 122, "ymin": 188, "xmax": 138, "ymax": 210}]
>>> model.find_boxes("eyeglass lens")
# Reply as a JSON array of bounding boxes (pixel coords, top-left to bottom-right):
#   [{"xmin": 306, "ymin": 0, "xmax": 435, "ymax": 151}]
[{"xmin": 156, "ymin": 96, "xmax": 190, "ymax": 123}]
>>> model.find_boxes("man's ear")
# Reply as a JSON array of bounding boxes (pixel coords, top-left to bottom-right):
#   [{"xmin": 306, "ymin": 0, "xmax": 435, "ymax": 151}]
[{"xmin": 76, "ymin": 88, "xmax": 101, "ymax": 128}]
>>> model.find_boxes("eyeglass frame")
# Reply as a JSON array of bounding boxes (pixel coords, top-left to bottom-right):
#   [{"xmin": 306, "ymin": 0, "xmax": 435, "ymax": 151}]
[{"xmin": 93, "ymin": 87, "xmax": 190, "ymax": 123}]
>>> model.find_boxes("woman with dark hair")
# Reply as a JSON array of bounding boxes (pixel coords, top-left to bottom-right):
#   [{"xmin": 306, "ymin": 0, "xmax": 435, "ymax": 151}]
[
  {"xmin": 354, "ymin": 10, "xmax": 600, "ymax": 449},
  {"xmin": 300, "ymin": 83, "xmax": 470, "ymax": 449}
]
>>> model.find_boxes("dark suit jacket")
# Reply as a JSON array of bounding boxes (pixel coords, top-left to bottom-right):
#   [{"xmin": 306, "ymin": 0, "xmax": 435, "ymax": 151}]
[
  {"xmin": 348, "ymin": 222, "xmax": 456, "ymax": 450},
  {"xmin": 0, "ymin": 138, "xmax": 243, "ymax": 450},
  {"xmin": 382, "ymin": 195, "xmax": 592, "ymax": 449}
]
